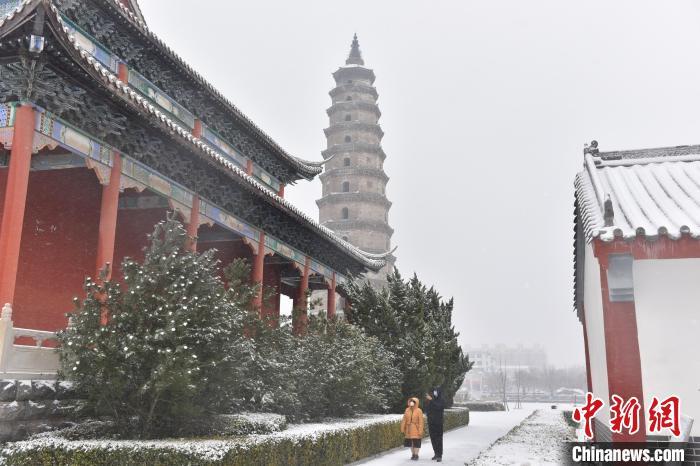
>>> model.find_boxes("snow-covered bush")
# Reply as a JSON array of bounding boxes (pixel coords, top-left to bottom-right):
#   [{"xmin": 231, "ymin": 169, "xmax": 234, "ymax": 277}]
[
  {"xmin": 291, "ymin": 316, "xmax": 401, "ymax": 420},
  {"xmin": 206, "ymin": 413, "xmax": 287, "ymax": 436},
  {"xmin": 460, "ymin": 401, "xmax": 506, "ymax": 411},
  {"xmin": 58, "ymin": 215, "xmax": 256, "ymax": 438},
  {"xmin": 443, "ymin": 407, "xmax": 470, "ymax": 431},
  {"xmin": 1, "ymin": 410, "xmax": 470, "ymax": 465},
  {"xmin": 39, "ymin": 420, "xmax": 119, "ymax": 440},
  {"xmin": 242, "ymin": 314, "xmax": 401, "ymax": 422},
  {"xmin": 37, "ymin": 413, "xmax": 287, "ymax": 441}
]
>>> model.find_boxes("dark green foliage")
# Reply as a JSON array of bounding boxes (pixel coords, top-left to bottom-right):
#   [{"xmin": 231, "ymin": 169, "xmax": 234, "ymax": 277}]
[
  {"xmin": 58, "ymin": 215, "xmax": 254, "ymax": 438},
  {"xmin": 346, "ymin": 270, "xmax": 472, "ymax": 410},
  {"xmin": 243, "ymin": 314, "xmax": 401, "ymax": 422}
]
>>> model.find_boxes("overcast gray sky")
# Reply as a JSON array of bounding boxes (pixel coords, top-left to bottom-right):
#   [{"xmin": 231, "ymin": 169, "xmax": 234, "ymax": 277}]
[{"xmin": 139, "ymin": 0, "xmax": 700, "ymax": 367}]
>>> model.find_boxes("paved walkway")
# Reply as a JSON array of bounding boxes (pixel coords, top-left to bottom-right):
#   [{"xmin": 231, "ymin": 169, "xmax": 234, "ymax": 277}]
[{"xmin": 350, "ymin": 405, "xmax": 542, "ymax": 466}]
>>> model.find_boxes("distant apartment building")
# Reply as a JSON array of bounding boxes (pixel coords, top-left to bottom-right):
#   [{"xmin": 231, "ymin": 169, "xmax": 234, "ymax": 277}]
[{"xmin": 461, "ymin": 344, "xmax": 548, "ymax": 400}]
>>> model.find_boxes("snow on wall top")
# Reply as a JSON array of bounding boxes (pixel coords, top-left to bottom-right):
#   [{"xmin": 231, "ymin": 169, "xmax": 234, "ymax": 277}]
[{"xmin": 575, "ymin": 145, "xmax": 700, "ymax": 242}]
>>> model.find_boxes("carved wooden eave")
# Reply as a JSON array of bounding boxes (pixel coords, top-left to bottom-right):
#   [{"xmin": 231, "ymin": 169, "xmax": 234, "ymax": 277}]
[
  {"xmin": 0, "ymin": 0, "xmax": 390, "ymax": 275},
  {"xmin": 52, "ymin": 0, "xmax": 323, "ymax": 184}
]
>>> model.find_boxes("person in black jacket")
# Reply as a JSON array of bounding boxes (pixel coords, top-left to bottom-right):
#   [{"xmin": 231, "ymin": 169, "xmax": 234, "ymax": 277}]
[{"xmin": 426, "ymin": 386, "xmax": 446, "ymax": 461}]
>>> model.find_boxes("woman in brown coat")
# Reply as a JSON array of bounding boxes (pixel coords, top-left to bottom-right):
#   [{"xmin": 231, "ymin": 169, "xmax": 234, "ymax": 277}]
[{"xmin": 400, "ymin": 396, "xmax": 425, "ymax": 461}]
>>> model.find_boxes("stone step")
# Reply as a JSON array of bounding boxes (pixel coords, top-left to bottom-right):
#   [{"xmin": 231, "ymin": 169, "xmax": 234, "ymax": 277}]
[
  {"xmin": 0, "ymin": 379, "xmax": 84, "ymax": 442},
  {"xmin": 0, "ymin": 399, "xmax": 86, "ymax": 421},
  {"xmin": 0, "ymin": 379, "xmax": 77, "ymax": 402}
]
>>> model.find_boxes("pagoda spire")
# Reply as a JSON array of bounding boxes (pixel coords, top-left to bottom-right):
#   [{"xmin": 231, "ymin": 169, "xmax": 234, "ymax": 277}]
[{"xmin": 346, "ymin": 33, "xmax": 364, "ymax": 66}]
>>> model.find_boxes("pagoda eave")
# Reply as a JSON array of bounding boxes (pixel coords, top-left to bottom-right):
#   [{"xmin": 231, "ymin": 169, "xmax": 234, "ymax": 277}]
[
  {"xmin": 322, "ymin": 219, "xmax": 394, "ymax": 236},
  {"xmin": 321, "ymin": 143, "xmax": 387, "ymax": 161},
  {"xmin": 329, "ymin": 83, "xmax": 378, "ymax": 100},
  {"xmin": 323, "ymin": 122, "xmax": 384, "ymax": 138},
  {"xmin": 319, "ymin": 167, "xmax": 389, "ymax": 183},
  {"xmin": 316, "ymin": 192, "xmax": 392, "ymax": 208},
  {"xmin": 326, "ymin": 100, "xmax": 381, "ymax": 118},
  {"xmin": 332, "ymin": 65, "xmax": 376, "ymax": 84}
]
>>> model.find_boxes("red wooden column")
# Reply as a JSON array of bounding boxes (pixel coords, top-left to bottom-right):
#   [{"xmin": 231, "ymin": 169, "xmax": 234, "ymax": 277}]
[
  {"xmin": 595, "ymin": 241, "xmax": 646, "ymax": 443},
  {"xmin": 246, "ymin": 160, "xmax": 254, "ymax": 176},
  {"xmin": 293, "ymin": 257, "xmax": 310, "ymax": 334},
  {"xmin": 251, "ymin": 232, "xmax": 265, "ymax": 314},
  {"xmin": 327, "ymin": 272, "xmax": 337, "ymax": 319},
  {"xmin": 0, "ymin": 105, "xmax": 35, "ymax": 307},
  {"xmin": 343, "ymin": 297, "xmax": 351, "ymax": 321},
  {"xmin": 95, "ymin": 152, "xmax": 122, "ymax": 280},
  {"xmin": 118, "ymin": 63, "xmax": 129, "ymax": 83},
  {"xmin": 261, "ymin": 261, "xmax": 281, "ymax": 326},
  {"xmin": 185, "ymin": 195, "xmax": 200, "ymax": 252},
  {"xmin": 277, "ymin": 184, "xmax": 285, "ymax": 198},
  {"xmin": 192, "ymin": 119, "xmax": 202, "ymax": 139},
  {"xmin": 186, "ymin": 120, "xmax": 202, "ymax": 252}
]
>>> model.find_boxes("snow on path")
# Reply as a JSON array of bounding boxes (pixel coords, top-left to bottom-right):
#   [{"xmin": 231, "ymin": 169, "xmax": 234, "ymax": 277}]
[
  {"xmin": 350, "ymin": 403, "xmax": 561, "ymax": 466},
  {"xmin": 468, "ymin": 407, "xmax": 576, "ymax": 466}
]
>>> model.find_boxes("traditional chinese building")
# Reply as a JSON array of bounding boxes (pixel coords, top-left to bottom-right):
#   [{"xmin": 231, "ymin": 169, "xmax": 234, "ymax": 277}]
[
  {"xmin": 574, "ymin": 141, "xmax": 700, "ymax": 444},
  {"xmin": 0, "ymin": 0, "xmax": 391, "ymax": 361},
  {"xmin": 316, "ymin": 34, "xmax": 395, "ymax": 290}
]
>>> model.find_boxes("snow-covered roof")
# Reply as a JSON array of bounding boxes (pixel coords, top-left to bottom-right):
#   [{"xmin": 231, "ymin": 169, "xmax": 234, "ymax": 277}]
[{"xmin": 575, "ymin": 145, "xmax": 700, "ymax": 242}]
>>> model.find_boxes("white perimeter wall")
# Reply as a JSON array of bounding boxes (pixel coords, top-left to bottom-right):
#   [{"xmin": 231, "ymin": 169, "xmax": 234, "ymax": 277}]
[
  {"xmin": 634, "ymin": 258, "xmax": 700, "ymax": 436},
  {"xmin": 583, "ymin": 243, "xmax": 610, "ymax": 426}
]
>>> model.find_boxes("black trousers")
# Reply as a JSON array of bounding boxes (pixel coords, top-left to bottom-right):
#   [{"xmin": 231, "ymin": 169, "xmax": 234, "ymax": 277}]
[{"xmin": 429, "ymin": 423, "xmax": 444, "ymax": 457}]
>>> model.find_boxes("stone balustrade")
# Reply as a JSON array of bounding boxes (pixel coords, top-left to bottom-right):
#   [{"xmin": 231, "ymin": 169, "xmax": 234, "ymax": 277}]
[{"xmin": 0, "ymin": 304, "xmax": 60, "ymax": 379}]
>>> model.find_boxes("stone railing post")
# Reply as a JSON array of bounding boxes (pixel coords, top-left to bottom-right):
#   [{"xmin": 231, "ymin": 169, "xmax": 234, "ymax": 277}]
[{"xmin": 0, "ymin": 303, "xmax": 14, "ymax": 372}]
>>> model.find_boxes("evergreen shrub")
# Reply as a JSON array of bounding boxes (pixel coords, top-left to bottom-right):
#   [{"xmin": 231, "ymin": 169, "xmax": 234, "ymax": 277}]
[
  {"xmin": 346, "ymin": 271, "xmax": 473, "ymax": 410},
  {"xmin": 58, "ymin": 215, "xmax": 255, "ymax": 438}
]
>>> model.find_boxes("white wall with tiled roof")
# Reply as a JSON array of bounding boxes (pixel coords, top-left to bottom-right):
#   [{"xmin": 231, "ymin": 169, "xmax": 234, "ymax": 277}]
[{"xmin": 634, "ymin": 258, "xmax": 700, "ymax": 436}]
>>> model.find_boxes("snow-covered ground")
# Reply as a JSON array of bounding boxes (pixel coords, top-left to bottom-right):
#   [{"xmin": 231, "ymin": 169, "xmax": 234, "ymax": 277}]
[
  {"xmin": 351, "ymin": 403, "xmax": 567, "ymax": 466},
  {"xmin": 468, "ymin": 406, "xmax": 576, "ymax": 466}
]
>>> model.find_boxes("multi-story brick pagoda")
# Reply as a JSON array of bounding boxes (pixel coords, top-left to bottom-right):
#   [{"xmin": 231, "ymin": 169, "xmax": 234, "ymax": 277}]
[{"xmin": 317, "ymin": 34, "xmax": 396, "ymax": 290}]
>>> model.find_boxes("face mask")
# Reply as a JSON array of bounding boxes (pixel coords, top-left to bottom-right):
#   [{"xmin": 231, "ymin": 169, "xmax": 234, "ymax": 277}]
[
  {"xmin": 409, "ymin": 401, "xmax": 415, "ymax": 406},
  {"xmin": 433, "ymin": 390, "xmax": 438, "ymax": 397}
]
